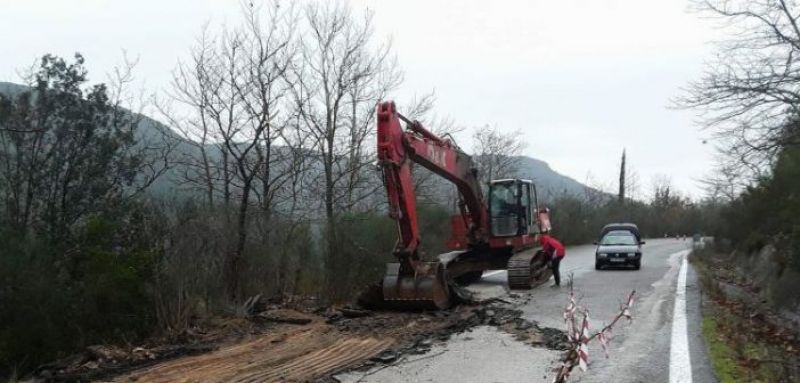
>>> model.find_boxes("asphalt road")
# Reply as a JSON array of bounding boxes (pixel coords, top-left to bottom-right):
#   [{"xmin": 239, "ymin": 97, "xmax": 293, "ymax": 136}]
[{"xmin": 338, "ymin": 239, "xmax": 718, "ymax": 383}]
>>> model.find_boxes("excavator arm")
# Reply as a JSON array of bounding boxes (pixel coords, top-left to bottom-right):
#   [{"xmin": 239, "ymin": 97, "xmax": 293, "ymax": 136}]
[
  {"xmin": 375, "ymin": 101, "xmax": 495, "ymax": 309},
  {"xmin": 377, "ymin": 101, "xmax": 487, "ymax": 261}
]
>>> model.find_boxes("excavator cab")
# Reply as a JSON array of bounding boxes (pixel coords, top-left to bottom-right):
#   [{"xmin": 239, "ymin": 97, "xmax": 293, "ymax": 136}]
[{"xmin": 488, "ymin": 179, "xmax": 538, "ymax": 237}]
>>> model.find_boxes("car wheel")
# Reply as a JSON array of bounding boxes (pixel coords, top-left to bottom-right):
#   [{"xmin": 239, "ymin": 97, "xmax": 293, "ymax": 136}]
[
  {"xmin": 633, "ymin": 260, "xmax": 641, "ymax": 270},
  {"xmin": 595, "ymin": 260, "xmax": 602, "ymax": 270}
]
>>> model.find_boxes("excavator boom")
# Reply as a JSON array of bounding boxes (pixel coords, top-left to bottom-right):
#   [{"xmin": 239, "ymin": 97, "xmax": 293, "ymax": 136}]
[
  {"xmin": 377, "ymin": 102, "xmax": 487, "ymax": 258},
  {"xmin": 377, "ymin": 101, "xmax": 491, "ymax": 309}
]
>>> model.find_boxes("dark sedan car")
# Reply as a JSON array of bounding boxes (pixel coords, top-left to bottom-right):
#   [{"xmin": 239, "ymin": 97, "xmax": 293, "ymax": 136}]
[{"xmin": 595, "ymin": 228, "xmax": 645, "ymax": 270}]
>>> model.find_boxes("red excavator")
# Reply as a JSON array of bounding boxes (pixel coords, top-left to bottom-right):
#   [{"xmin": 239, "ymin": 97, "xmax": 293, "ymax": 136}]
[{"xmin": 374, "ymin": 101, "xmax": 553, "ymax": 310}]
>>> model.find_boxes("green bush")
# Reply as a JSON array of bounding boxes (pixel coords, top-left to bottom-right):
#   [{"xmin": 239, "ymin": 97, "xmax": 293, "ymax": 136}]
[
  {"xmin": 0, "ymin": 208, "xmax": 160, "ymax": 376},
  {"xmin": 719, "ymin": 145, "xmax": 800, "ymax": 271},
  {"xmin": 320, "ymin": 204, "xmax": 453, "ymax": 303}
]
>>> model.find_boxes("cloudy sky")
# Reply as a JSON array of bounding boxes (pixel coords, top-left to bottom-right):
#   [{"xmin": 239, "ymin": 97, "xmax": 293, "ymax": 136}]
[{"xmin": 0, "ymin": 0, "xmax": 719, "ymax": 197}]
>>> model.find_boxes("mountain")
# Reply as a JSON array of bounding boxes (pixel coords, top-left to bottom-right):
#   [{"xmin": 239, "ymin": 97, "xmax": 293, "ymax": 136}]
[
  {"xmin": 513, "ymin": 156, "xmax": 595, "ymax": 199},
  {"xmin": 0, "ymin": 81, "xmax": 28, "ymax": 97},
  {"xmin": 0, "ymin": 81, "xmax": 192, "ymax": 196},
  {"xmin": 0, "ymin": 81, "xmax": 597, "ymax": 202}
]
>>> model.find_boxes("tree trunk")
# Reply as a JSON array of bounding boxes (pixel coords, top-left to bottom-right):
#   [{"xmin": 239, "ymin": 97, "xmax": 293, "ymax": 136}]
[
  {"xmin": 227, "ymin": 180, "xmax": 252, "ymax": 303},
  {"xmin": 222, "ymin": 148, "xmax": 231, "ymax": 207},
  {"xmin": 324, "ymin": 143, "xmax": 337, "ymax": 300}
]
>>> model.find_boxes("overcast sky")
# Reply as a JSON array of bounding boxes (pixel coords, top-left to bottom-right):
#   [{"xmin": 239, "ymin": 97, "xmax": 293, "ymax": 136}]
[{"xmin": 0, "ymin": 0, "xmax": 719, "ymax": 197}]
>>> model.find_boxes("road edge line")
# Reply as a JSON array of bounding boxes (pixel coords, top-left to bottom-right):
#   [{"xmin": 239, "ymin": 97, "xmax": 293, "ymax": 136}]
[{"xmin": 669, "ymin": 253, "xmax": 693, "ymax": 383}]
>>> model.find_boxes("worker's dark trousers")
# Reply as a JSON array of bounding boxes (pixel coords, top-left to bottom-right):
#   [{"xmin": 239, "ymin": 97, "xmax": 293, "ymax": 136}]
[{"xmin": 551, "ymin": 256, "xmax": 562, "ymax": 286}]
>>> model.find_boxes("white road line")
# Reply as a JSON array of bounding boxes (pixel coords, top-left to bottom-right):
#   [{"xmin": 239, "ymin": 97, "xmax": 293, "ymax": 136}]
[{"xmin": 669, "ymin": 254, "xmax": 692, "ymax": 383}]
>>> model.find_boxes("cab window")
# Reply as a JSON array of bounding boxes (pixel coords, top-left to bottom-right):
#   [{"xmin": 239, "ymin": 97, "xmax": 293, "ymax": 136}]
[{"xmin": 489, "ymin": 182, "xmax": 520, "ymax": 236}]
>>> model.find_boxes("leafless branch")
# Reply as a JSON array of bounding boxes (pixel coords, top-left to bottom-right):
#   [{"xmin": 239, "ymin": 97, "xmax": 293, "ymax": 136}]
[{"xmin": 553, "ymin": 278, "xmax": 636, "ymax": 383}]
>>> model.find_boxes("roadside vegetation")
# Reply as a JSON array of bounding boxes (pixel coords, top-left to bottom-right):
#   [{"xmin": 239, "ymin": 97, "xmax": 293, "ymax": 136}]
[
  {"xmin": 692, "ymin": 248, "xmax": 800, "ymax": 382},
  {"xmin": 677, "ymin": 8, "xmax": 800, "ymax": 377},
  {"xmin": 700, "ymin": 317, "xmax": 738, "ymax": 383},
  {"xmin": 679, "ymin": 0, "xmax": 800, "ymax": 274}
]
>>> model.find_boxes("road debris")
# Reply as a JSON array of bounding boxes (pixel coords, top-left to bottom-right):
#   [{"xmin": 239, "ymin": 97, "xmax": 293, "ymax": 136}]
[
  {"xmin": 34, "ymin": 344, "xmax": 216, "ymax": 382},
  {"xmin": 33, "ymin": 289, "xmax": 570, "ymax": 383},
  {"xmin": 258, "ymin": 308, "xmax": 316, "ymax": 325},
  {"xmin": 339, "ymin": 307, "xmax": 372, "ymax": 318}
]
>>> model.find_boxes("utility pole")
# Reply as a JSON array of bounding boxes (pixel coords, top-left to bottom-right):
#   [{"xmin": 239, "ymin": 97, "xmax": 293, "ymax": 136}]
[{"xmin": 618, "ymin": 149, "xmax": 626, "ymax": 202}]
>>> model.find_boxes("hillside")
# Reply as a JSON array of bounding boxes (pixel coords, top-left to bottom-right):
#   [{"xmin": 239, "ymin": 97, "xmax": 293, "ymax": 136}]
[
  {"xmin": 513, "ymin": 156, "xmax": 594, "ymax": 198},
  {"xmin": 0, "ymin": 81, "xmax": 595, "ymax": 200}
]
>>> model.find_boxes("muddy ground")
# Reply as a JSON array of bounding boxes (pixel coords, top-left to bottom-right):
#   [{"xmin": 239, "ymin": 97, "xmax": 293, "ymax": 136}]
[{"xmin": 33, "ymin": 294, "xmax": 569, "ymax": 383}]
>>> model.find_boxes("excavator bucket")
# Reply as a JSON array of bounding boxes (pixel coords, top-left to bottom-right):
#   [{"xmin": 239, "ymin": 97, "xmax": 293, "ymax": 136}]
[{"xmin": 381, "ymin": 262, "xmax": 452, "ymax": 310}]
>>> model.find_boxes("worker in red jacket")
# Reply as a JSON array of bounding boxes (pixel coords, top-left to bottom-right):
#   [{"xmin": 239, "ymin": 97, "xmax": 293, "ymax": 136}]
[{"xmin": 539, "ymin": 233, "xmax": 566, "ymax": 287}]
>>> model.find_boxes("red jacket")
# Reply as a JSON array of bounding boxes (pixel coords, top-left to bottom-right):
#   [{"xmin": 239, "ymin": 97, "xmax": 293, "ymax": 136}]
[{"xmin": 539, "ymin": 234, "xmax": 565, "ymax": 258}]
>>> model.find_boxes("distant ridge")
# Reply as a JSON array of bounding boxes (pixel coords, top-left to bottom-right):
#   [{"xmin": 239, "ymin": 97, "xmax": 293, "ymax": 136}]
[{"xmin": 0, "ymin": 81, "xmax": 598, "ymax": 201}]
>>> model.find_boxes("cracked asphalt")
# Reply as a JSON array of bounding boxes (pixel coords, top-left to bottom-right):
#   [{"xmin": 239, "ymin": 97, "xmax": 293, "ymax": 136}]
[{"xmin": 337, "ymin": 239, "xmax": 717, "ymax": 383}]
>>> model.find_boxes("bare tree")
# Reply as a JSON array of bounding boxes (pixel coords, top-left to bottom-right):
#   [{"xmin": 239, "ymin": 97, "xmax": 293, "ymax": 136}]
[
  {"xmin": 166, "ymin": 26, "xmax": 251, "ymax": 301},
  {"xmin": 699, "ymin": 155, "xmax": 746, "ymax": 201},
  {"xmin": 471, "ymin": 125, "xmax": 528, "ymax": 185},
  {"xmin": 679, "ymin": 0, "xmax": 800, "ymax": 183},
  {"xmin": 234, "ymin": 1, "xmax": 299, "ymax": 265},
  {"xmin": 650, "ymin": 174, "xmax": 674, "ymax": 205},
  {"xmin": 162, "ymin": 1, "xmax": 298, "ymax": 302},
  {"xmin": 394, "ymin": 93, "xmax": 468, "ymax": 207},
  {"xmin": 157, "ymin": 25, "xmax": 221, "ymax": 208},
  {"xmin": 289, "ymin": 0, "xmax": 402, "ymax": 295},
  {"xmin": 580, "ymin": 172, "xmax": 614, "ymax": 207},
  {"xmin": 626, "ymin": 167, "xmax": 642, "ymax": 202}
]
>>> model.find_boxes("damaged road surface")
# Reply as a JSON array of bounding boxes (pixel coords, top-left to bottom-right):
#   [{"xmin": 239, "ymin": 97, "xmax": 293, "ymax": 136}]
[
  {"xmin": 114, "ymin": 325, "xmax": 393, "ymax": 382},
  {"xmin": 95, "ymin": 298, "xmax": 561, "ymax": 383},
  {"xmin": 86, "ymin": 239, "xmax": 711, "ymax": 383},
  {"xmin": 337, "ymin": 239, "xmax": 718, "ymax": 383},
  {"xmin": 104, "ymin": 309, "xmax": 458, "ymax": 383}
]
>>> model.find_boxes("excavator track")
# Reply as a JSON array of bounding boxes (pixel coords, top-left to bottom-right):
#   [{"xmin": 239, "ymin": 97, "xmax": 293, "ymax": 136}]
[{"xmin": 507, "ymin": 249, "xmax": 552, "ymax": 289}]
